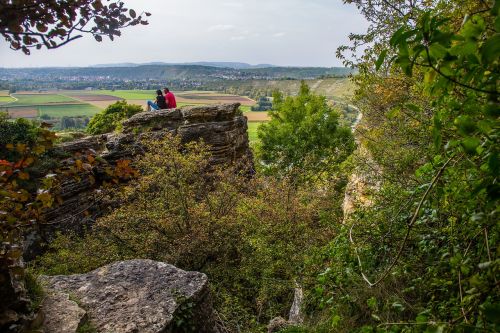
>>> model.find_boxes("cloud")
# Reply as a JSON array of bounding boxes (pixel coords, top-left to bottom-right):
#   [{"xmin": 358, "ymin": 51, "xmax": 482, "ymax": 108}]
[
  {"xmin": 230, "ymin": 36, "xmax": 246, "ymax": 41},
  {"xmin": 272, "ymin": 32, "xmax": 286, "ymax": 38},
  {"xmin": 208, "ymin": 24, "xmax": 235, "ymax": 31}
]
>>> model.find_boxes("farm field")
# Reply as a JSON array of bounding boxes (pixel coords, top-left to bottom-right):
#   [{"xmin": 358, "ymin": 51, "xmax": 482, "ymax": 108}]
[
  {"xmin": 37, "ymin": 104, "xmax": 101, "ymax": 118},
  {"xmin": 245, "ymin": 111, "xmax": 270, "ymax": 122},
  {"xmin": 1, "ymin": 89, "xmax": 271, "ymax": 145},
  {"xmin": 8, "ymin": 93, "xmax": 79, "ymax": 106},
  {"xmin": 1, "ymin": 92, "xmax": 104, "ymax": 119},
  {"xmin": 61, "ymin": 90, "xmax": 257, "ymax": 111},
  {"xmin": 85, "ymin": 90, "xmax": 256, "ymax": 107},
  {"xmin": 2, "ymin": 90, "xmax": 261, "ymax": 121},
  {"xmin": 0, "ymin": 96, "xmax": 14, "ymax": 104},
  {"xmin": 247, "ymin": 122, "xmax": 264, "ymax": 143}
]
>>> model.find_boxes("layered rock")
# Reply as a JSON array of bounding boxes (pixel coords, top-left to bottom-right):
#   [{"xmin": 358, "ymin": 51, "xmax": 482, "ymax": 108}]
[
  {"xmin": 24, "ymin": 103, "xmax": 252, "ymax": 260},
  {"xmin": 40, "ymin": 259, "xmax": 217, "ymax": 333}
]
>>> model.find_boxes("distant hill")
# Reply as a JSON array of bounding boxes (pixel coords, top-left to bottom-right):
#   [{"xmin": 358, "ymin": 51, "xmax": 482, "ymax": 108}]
[
  {"xmin": 0, "ymin": 64, "xmax": 354, "ymax": 82},
  {"xmin": 91, "ymin": 62, "xmax": 277, "ymax": 69}
]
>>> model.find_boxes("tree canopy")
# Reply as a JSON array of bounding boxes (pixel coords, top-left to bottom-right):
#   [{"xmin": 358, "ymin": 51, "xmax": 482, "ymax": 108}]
[
  {"xmin": 86, "ymin": 100, "xmax": 143, "ymax": 135},
  {"xmin": 257, "ymin": 82, "xmax": 354, "ymax": 181},
  {"xmin": 0, "ymin": 0, "xmax": 150, "ymax": 54}
]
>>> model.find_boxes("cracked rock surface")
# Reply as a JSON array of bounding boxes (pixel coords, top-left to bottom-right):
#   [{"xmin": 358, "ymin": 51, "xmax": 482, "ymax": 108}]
[{"xmin": 40, "ymin": 259, "xmax": 217, "ymax": 333}]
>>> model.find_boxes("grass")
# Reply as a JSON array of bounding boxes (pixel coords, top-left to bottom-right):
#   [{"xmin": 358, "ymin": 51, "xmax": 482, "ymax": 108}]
[
  {"xmin": 240, "ymin": 105, "xmax": 252, "ymax": 112},
  {"xmin": 8, "ymin": 93, "xmax": 79, "ymax": 106},
  {"xmin": 0, "ymin": 96, "xmax": 15, "ymax": 104},
  {"xmin": 37, "ymin": 104, "xmax": 101, "ymax": 117},
  {"xmin": 247, "ymin": 122, "xmax": 264, "ymax": 143},
  {"xmin": 93, "ymin": 90, "xmax": 156, "ymax": 100}
]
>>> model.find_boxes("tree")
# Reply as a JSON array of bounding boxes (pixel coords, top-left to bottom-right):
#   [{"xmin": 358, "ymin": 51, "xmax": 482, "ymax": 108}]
[
  {"xmin": 315, "ymin": 1, "xmax": 499, "ymax": 332},
  {"xmin": 87, "ymin": 100, "xmax": 143, "ymax": 135},
  {"xmin": 0, "ymin": 112, "xmax": 41, "ymax": 160},
  {"xmin": 257, "ymin": 82, "xmax": 355, "ymax": 181},
  {"xmin": 0, "ymin": 0, "xmax": 150, "ymax": 54}
]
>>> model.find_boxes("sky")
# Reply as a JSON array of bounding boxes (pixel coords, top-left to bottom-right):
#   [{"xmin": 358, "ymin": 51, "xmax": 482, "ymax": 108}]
[{"xmin": 0, "ymin": 0, "xmax": 368, "ymax": 68}]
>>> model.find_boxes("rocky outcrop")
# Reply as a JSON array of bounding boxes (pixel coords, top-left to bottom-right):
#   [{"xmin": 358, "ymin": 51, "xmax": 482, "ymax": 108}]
[
  {"xmin": 40, "ymin": 259, "xmax": 217, "ymax": 333},
  {"xmin": 23, "ymin": 103, "xmax": 252, "ymax": 260},
  {"xmin": 267, "ymin": 285, "xmax": 304, "ymax": 333}
]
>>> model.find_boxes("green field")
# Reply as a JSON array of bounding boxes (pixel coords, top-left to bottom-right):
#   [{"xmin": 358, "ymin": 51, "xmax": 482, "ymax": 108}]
[
  {"xmin": 91, "ymin": 90, "xmax": 239, "ymax": 100},
  {"xmin": 9, "ymin": 94, "xmax": 78, "ymax": 106},
  {"xmin": 0, "ymin": 96, "xmax": 14, "ymax": 104},
  {"xmin": 247, "ymin": 122, "xmax": 264, "ymax": 143},
  {"xmin": 92, "ymin": 90, "xmax": 155, "ymax": 100},
  {"xmin": 37, "ymin": 104, "xmax": 101, "ymax": 117}
]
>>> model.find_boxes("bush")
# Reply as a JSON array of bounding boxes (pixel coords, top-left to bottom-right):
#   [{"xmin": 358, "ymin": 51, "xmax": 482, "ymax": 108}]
[
  {"xmin": 86, "ymin": 101, "xmax": 142, "ymax": 135},
  {"xmin": 0, "ymin": 112, "xmax": 41, "ymax": 160}
]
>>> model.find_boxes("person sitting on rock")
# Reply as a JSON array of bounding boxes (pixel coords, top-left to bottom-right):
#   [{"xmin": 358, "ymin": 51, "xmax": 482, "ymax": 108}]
[
  {"xmin": 163, "ymin": 88, "xmax": 177, "ymax": 109},
  {"xmin": 147, "ymin": 90, "xmax": 167, "ymax": 111}
]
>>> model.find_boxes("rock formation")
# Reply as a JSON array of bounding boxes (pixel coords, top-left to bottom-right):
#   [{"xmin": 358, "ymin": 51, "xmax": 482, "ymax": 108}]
[
  {"xmin": 40, "ymin": 259, "xmax": 218, "ymax": 333},
  {"xmin": 24, "ymin": 103, "xmax": 253, "ymax": 260}
]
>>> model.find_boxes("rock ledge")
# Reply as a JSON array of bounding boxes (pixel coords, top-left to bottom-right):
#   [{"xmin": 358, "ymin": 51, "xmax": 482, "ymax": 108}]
[{"xmin": 40, "ymin": 259, "xmax": 217, "ymax": 333}]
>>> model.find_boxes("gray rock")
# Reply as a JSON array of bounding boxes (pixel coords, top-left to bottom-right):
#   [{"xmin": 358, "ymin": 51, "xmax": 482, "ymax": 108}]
[
  {"xmin": 267, "ymin": 317, "xmax": 288, "ymax": 333},
  {"xmin": 40, "ymin": 259, "xmax": 217, "ymax": 333},
  {"xmin": 42, "ymin": 292, "xmax": 86, "ymax": 333},
  {"xmin": 288, "ymin": 285, "xmax": 304, "ymax": 324},
  {"xmin": 59, "ymin": 134, "xmax": 108, "ymax": 154},
  {"xmin": 122, "ymin": 108, "xmax": 182, "ymax": 132},
  {"xmin": 181, "ymin": 103, "xmax": 240, "ymax": 123}
]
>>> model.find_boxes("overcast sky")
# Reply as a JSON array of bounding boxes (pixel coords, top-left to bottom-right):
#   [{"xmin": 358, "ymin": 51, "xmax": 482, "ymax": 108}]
[{"xmin": 0, "ymin": 0, "xmax": 368, "ymax": 68}]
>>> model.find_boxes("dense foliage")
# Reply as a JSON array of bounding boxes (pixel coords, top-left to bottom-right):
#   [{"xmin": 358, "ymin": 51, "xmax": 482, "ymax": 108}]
[
  {"xmin": 0, "ymin": 112, "xmax": 41, "ymax": 160},
  {"xmin": 257, "ymin": 82, "xmax": 355, "ymax": 182},
  {"xmin": 303, "ymin": 1, "xmax": 499, "ymax": 332},
  {"xmin": 3, "ymin": 1, "xmax": 498, "ymax": 332},
  {"xmin": 86, "ymin": 100, "xmax": 142, "ymax": 135},
  {"xmin": 36, "ymin": 135, "xmax": 347, "ymax": 331},
  {"xmin": 0, "ymin": 0, "xmax": 149, "ymax": 54},
  {"xmin": 251, "ymin": 96, "xmax": 273, "ymax": 111}
]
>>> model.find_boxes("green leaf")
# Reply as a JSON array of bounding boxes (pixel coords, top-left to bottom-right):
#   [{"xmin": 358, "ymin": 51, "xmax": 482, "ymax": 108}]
[
  {"xmin": 416, "ymin": 313, "xmax": 428, "ymax": 323},
  {"xmin": 454, "ymin": 115, "xmax": 476, "ymax": 135},
  {"xmin": 406, "ymin": 103, "xmax": 421, "ymax": 113},
  {"xmin": 396, "ymin": 55, "xmax": 412, "ymax": 76},
  {"xmin": 484, "ymin": 103, "xmax": 500, "ymax": 117},
  {"xmin": 449, "ymin": 41, "xmax": 476, "ymax": 56},
  {"xmin": 461, "ymin": 137, "xmax": 480, "ymax": 154},
  {"xmin": 481, "ymin": 33, "xmax": 500, "ymax": 63},
  {"xmin": 488, "ymin": 152, "xmax": 499, "ymax": 175},
  {"xmin": 433, "ymin": 127, "xmax": 442, "ymax": 150},
  {"xmin": 375, "ymin": 50, "xmax": 387, "ymax": 70},
  {"xmin": 390, "ymin": 27, "xmax": 406, "ymax": 47},
  {"xmin": 483, "ymin": 303, "xmax": 500, "ymax": 324}
]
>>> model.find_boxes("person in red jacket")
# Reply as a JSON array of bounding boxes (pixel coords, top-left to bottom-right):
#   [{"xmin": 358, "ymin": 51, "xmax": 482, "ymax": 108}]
[{"xmin": 163, "ymin": 88, "xmax": 177, "ymax": 109}]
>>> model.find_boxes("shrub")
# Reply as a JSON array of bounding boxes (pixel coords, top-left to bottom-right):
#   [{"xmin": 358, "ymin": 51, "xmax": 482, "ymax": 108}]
[
  {"xmin": 86, "ymin": 101, "xmax": 142, "ymax": 135},
  {"xmin": 0, "ymin": 112, "xmax": 41, "ymax": 160}
]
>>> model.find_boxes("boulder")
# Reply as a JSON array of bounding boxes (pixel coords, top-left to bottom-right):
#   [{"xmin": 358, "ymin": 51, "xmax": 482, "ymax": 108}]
[{"xmin": 40, "ymin": 259, "xmax": 218, "ymax": 333}]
